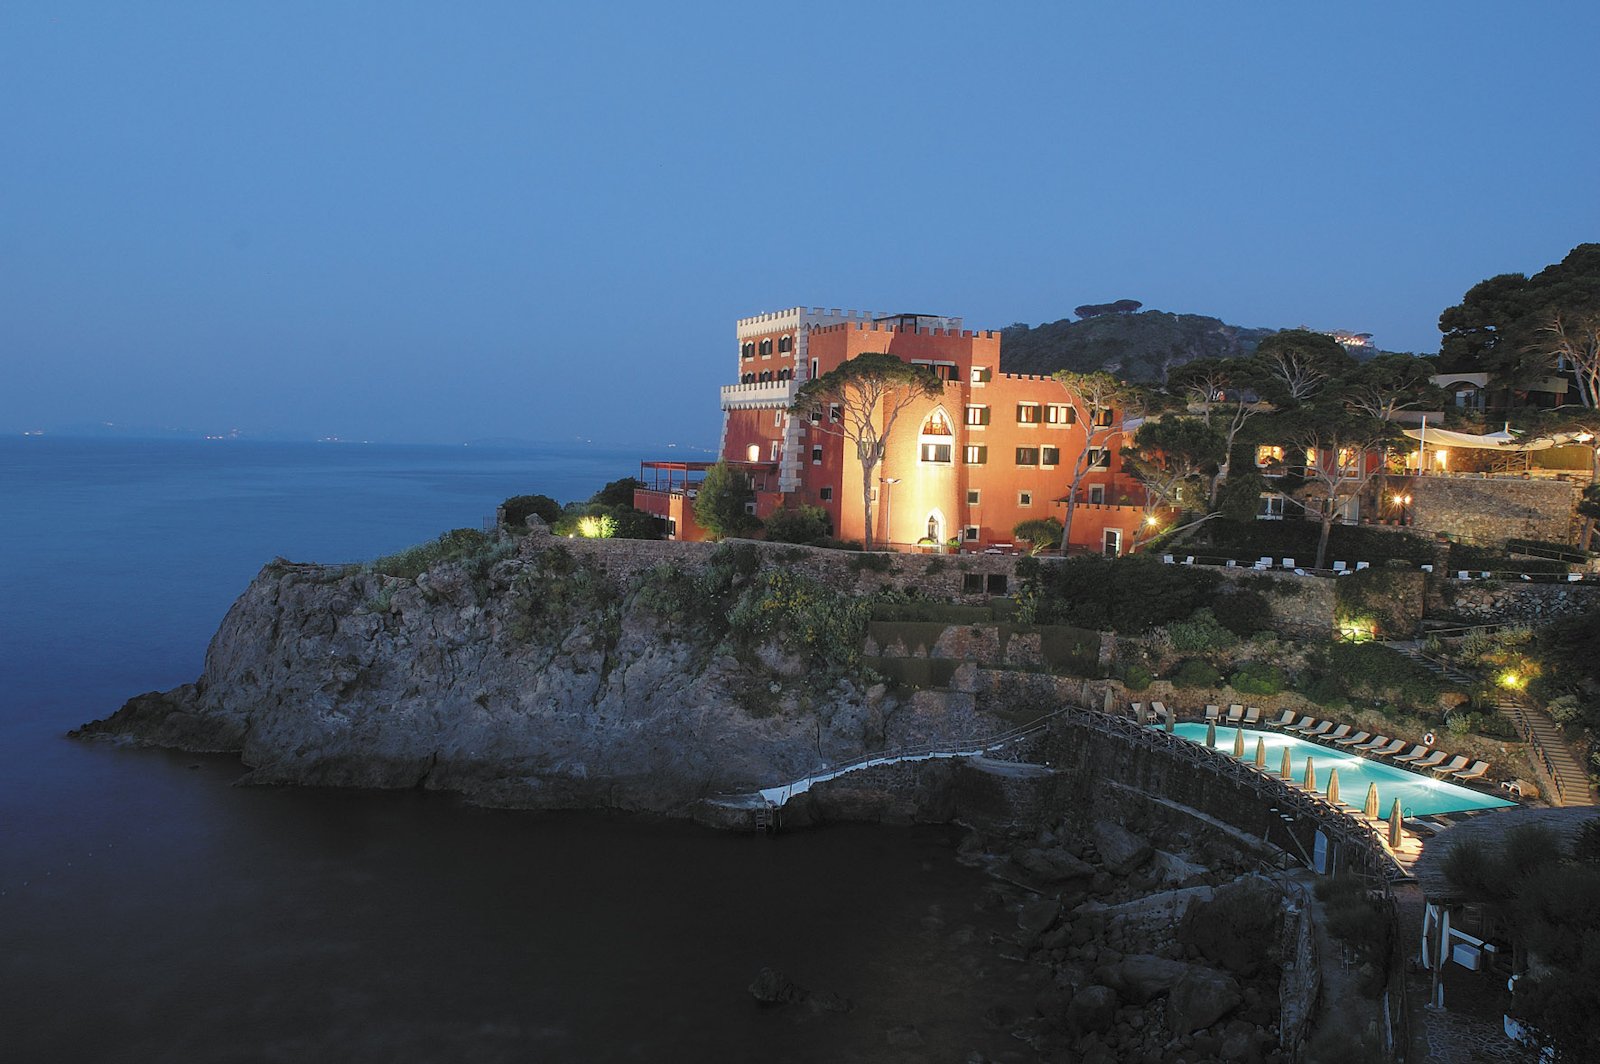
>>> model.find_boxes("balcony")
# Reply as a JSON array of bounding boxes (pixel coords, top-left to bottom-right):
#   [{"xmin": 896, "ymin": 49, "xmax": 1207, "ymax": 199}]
[{"xmin": 720, "ymin": 379, "xmax": 798, "ymax": 410}]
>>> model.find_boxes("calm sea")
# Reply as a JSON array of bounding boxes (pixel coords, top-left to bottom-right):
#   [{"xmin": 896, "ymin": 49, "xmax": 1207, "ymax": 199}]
[{"xmin": 0, "ymin": 438, "xmax": 1024, "ymax": 1063}]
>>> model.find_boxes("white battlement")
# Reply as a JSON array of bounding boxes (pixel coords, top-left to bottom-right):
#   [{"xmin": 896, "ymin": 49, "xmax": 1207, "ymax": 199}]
[{"xmin": 720, "ymin": 379, "xmax": 799, "ymax": 410}]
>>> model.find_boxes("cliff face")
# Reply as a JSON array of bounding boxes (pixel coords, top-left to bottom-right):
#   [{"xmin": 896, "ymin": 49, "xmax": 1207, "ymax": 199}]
[{"xmin": 76, "ymin": 537, "xmax": 985, "ymax": 815}]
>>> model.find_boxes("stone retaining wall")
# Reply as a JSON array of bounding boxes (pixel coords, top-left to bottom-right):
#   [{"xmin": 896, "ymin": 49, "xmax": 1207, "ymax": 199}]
[
  {"xmin": 1410, "ymin": 476, "xmax": 1579, "ymax": 545},
  {"xmin": 1428, "ymin": 579, "xmax": 1600, "ymax": 624}
]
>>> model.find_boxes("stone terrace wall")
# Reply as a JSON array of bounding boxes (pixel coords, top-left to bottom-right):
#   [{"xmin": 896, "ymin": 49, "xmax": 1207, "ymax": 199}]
[
  {"xmin": 1410, "ymin": 476, "xmax": 1579, "ymax": 545},
  {"xmin": 1214, "ymin": 568, "xmax": 1336, "ymax": 638},
  {"xmin": 1431, "ymin": 579, "xmax": 1600, "ymax": 624}
]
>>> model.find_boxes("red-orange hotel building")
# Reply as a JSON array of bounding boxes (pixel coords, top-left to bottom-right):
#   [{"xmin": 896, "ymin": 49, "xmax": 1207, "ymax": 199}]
[{"xmin": 634, "ymin": 307, "xmax": 1150, "ymax": 554}]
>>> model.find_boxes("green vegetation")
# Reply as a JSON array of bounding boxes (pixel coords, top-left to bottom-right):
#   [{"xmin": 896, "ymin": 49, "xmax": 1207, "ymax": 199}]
[
  {"xmin": 999, "ymin": 309, "xmax": 1275, "ymax": 382},
  {"xmin": 369, "ymin": 528, "xmax": 513, "ymax": 581},
  {"xmin": 1229, "ymin": 662, "xmax": 1285, "ymax": 695},
  {"xmin": 1170, "ymin": 659, "xmax": 1222, "ymax": 688},
  {"xmin": 1012, "ymin": 517, "xmax": 1063, "ymax": 554},
  {"xmin": 1165, "ymin": 608, "xmax": 1237, "ymax": 653},
  {"xmin": 1197, "ymin": 518, "xmax": 1435, "ymax": 567},
  {"xmin": 1015, "ymin": 555, "xmax": 1221, "ymax": 633},
  {"xmin": 762, "ymin": 504, "xmax": 831, "ymax": 545},
  {"xmin": 1313, "ymin": 875, "xmax": 1393, "ymax": 998},
  {"xmin": 1297, "ymin": 642, "xmax": 1442, "ymax": 713},
  {"xmin": 501, "ymin": 493, "xmax": 561, "ymax": 529},
  {"xmin": 691, "ymin": 461, "xmax": 761, "ymax": 540}
]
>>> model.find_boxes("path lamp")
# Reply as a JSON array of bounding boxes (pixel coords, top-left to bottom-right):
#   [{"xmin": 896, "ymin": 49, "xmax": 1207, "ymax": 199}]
[{"xmin": 882, "ymin": 477, "xmax": 901, "ymax": 550}]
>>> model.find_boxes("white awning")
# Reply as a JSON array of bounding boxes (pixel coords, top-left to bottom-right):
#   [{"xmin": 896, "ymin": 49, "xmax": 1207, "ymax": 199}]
[{"xmin": 1400, "ymin": 426, "xmax": 1590, "ymax": 452}]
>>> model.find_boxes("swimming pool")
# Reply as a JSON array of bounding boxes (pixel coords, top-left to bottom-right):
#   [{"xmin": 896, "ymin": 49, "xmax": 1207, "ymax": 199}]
[{"xmin": 1162, "ymin": 723, "xmax": 1517, "ymax": 817}]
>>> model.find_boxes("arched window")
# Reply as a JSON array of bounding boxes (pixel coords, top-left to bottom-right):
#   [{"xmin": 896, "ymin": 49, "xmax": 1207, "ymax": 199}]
[
  {"xmin": 918, "ymin": 408, "xmax": 954, "ymax": 463},
  {"xmin": 741, "ymin": 342, "xmax": 755, "ymax": 360},
  {"xmin": 778, "ymin": 335, "xmax": 793, "ymax": 354}
]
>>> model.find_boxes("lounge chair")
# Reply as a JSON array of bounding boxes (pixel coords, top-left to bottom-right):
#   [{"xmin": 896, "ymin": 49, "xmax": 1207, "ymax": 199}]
[
  {"xmin": 1151, "ymin": 701, "xmax": 1168, "ymax": 722},
  {"xmin": 1355, "ymin": 561, "xmax": 1370, "ymax": 570},
  {"xmin": 1457, "ymin": 570, "xmax": 1471, "ymax": 580},
  {"xmin": 1452, "ymin": 761, "xmax": 1491, "ymax": 782},
  {"xmin": 1266, "ymin": 710, "xmax": 1297, "ymax": 728},
  {"xmin": 1203, "ymin": 705, "xmax": 1220, "ymax": 722},
  {"xmin": 1334, "ymin": 730, "xmax": 1371, "ymax": 747},
  {"xmin": 1354, "ymin": 734, "xmax": 1389, "ymax": 751},
  {"xmin": 1300, "ymin": 721, "xmax": 1335, "ymax": 739},
  {"xmin": 1421, "ymin": 564, "xmax": 1433, "ymax": 573},
  {"xmin": 1183, "ymin": 555, "xmax": 1195, "ymax": 565},
  {"xmin": 1431, "ymin": 755, "xmax": 1471, "ymax": 778},
  {"xmin": 1281, "ymin": 557, "xmax": 1295, "ymax": 569},
  {"xmin": 1332, "ymin": 561, "xmax": 1347, "ymax": 573},
  {"xmin": 1225, "ymin": 704, "xmax": 1244, "ymax": 724},
  {"xmin": 1369, "ymin": 739, "xmax": 1407, "ymax": 758},
  {"xmin": 1290, "ymin": 717, "xmax": 1324, "ymax": 733},
  {"xmin": 1322, "ymin": 724, "xmax": 1352, "ymax": 743},
  {"xmin": 1411, "ymin": 750, "xmax": 1452, "ymax": 772},
  {"xmin": 1161, "ymin": 555, "xmax": 1175, "ymax": 564},
  {"xmin": 1243, "ymin": 707, "xmax": 1261, "ymax": 726},
  {"xmin": 1392, "ymin": 744, "xmax": 1431, "ymax": 763}
]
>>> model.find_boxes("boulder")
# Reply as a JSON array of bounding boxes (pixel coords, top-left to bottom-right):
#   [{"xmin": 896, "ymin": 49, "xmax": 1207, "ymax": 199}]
[
  {"xmin": 1017, "ymin": 847, "xmax": 1097, "ymax": 883},
  {"xmin": 1018, "ymin": 898, "xmax": 1062, "ymax": 935},
  {"xmin": 1091, "ymin": 821, "xmax": 1153, "ymax": 876},
  {"xmin": 1066, "ymin": 985, "xmax": 1119, "ymax": 1034},
  {"xmin": 1179, "ymin": 875, "xmax": 1281, "ymax": 976},
  {"xmin": 1097, "ymin": 954, "xmax": 1195, "ymax": 1004},
  {"xmin": 749, "ymin": 967, "xmax": 808, "ymax": 1006},
  {"xmin": 1165, "ymin": 967, "xmax": 1242, "ymax": 1034}
]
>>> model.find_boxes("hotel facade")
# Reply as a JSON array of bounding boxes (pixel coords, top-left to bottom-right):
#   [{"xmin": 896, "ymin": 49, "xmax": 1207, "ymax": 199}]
[{"xmin": 635, "ymin": 307, "xmax": 1149, "ymax": 553}]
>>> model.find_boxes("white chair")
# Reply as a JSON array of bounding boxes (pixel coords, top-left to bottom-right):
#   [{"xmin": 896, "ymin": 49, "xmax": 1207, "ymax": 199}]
[
  {"xmin": 1356, "ymin": 561, "xmax": 1370, "ymax": 570},
  {"xmin": 1332, "ymin": 561, "xmax": 1348, "ymax": 573},
  {"xmin": 1569, "ymin": 573, "xmax": 1583, "ymax": 582},
  {"xmin": 1421, "ymin": 564, "xmax": 1433, "ymax": 573},
  {"xmin": 1457, "ymin": 571, "xmax": 1470, "ymax": 580},
  {"xmin": 1183, "ymin": 556, "xmax": 1195, "ymax": 565},
  {"xmin": 1162, "ymin": 555, "xmax": 1175, "ymax": 564},
  {"xmin": 1226, "ymin": 559, "xmax": 1237, "ymax": 568},
  {"xmin": 1282, "ymin": 558, "xmax": 1295, "ymax": 569}
]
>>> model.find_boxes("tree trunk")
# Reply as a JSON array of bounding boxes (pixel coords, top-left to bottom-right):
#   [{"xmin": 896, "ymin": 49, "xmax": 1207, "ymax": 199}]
[
  {"xmin": 1315, "ymin": 511, "xmax": 1334, "ymax": 571},
  {"xmin": 860, "ymin": 454, "xmax": 877, "ymax": 550},
  {"xmin": 1059, "ymin": 462, "xmax": 1088, "ymax": 552}
]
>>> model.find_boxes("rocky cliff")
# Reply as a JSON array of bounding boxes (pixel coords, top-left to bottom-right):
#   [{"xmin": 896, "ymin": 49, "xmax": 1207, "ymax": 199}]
[{"xmin": 75, "ymin": 534, "xmax": 1008, "ymax": 815}]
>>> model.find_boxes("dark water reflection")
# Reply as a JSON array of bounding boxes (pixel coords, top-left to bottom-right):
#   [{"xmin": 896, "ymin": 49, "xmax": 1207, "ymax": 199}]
[{"xmin": 0, "ymin": 441, "xmax": 1026, "ymax": 1062}]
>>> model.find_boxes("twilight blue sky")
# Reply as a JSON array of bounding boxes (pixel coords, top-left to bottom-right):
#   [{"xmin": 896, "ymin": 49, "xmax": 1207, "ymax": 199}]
[{"xmin": 3, "ymin": 2, "xmax": 1597, "ymax": 447}]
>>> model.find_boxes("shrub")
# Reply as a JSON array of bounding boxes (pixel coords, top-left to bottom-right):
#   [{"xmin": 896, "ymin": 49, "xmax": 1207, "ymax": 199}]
[
  {"xmin": 1014, "ymin": 517, "xmax": 1063, "ymax": 554},
  {"xmin": 763, "ymin": 505, "xmax": 832, "ymax": 545},
  {"xmin": 1121, "ymin": 663, "xmax": 1153, "ymax": 691},
  {"xmin": 1230, "ymin": 662, "xmax": 1285, "ymax": 695},
  {"xmin": 1017, "ymin": 555, "xmax": 1222, "ymax": 634},
  {"xmin": 1166, "ymin": 608, "xmax": 1237, "ymax": 653},
  {"xmin": 1301, "ymin": 675, "xmax": 1347, "ymax": 707},
  {"xmin": 1171, "ymin": 659, "xmax": 1222, "ymax": 688},
  {"xmin": 1211, "ymin": 588, "xmax": 1272, "ymax": 637},
  {"xmin": 370, "ymin": 528, "xmax": 502, "ymax": 580},
  {"xmin": 502, "ymin": 493, "xmax": 561, "ymax": 529},
  {"xmin": 590, "ymin": 477, "xmax": 646, "ymax": 508}
]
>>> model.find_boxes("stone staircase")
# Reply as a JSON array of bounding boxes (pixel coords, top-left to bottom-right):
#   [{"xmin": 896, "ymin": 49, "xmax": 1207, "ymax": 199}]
[{"xmin": 1389, "ymin": 641, "xmax": 1594, "ymax": 807}]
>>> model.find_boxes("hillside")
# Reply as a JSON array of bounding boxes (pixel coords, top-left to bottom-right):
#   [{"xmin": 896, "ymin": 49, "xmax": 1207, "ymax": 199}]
[{"xmin": 999, "ymin": 310, "xmax": 1276, "ymax": 382}]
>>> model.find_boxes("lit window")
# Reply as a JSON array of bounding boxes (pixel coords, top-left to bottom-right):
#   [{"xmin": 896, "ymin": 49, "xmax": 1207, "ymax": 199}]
[
  {"xmin": 1304, "ymin": 448, "xmax": 1318, "ymax": 468},
  {"xmin": 964, "ymin": 445, "xmax": 987, "ymax": 464},
  {"xmin": 920, "ymin": 442, "xmax": 953, "ymax": 463},
  {"xmin": 920, "ymin": 410, "xmax": 953, "ymax": 436},
  {"xmin": 1091, "ymin": 407, "xmax": 1114, "ymax": 428},
  {"xmin": 1256, "ymin": 446, "xmax": 1284, "ymax": 468},
  {"xmin": 1045, "ymin": 404, "xmax": 1075, "ymax": 426},
  {"xmin": 1018, "ymin": 492, "xmax": 1033, "ymax": 506},
  {"xmin": 964, "ymin": 405, "xmax": 990, "ymax": 427},
  {"xmin": 1016, "ymin": 403, "xmax": 1040, "ymax": 425},
  {"xmin": 746, "ymin": 444, "xmax": 760, "ymax": 462},
  {"xmin": 966, "ymin": 489, "xmax": 980, "ymax": 505},
  {"xmin": 1015, "ymin": 447, "xmax": 1040, "ymax": 466},
  {"xmin": 1041, "ymin": 446, "xmax": 1060, "ymax": 467},
  {"xmin": 1338, "ymin": 448, "xmax": 1359, "ymax": 474}
]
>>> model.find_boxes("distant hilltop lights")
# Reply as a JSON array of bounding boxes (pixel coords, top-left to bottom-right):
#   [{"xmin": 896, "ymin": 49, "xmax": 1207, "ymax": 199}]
[{"xmin": 1308, "ymin": 327, "xmax": 1376, "ymax": 350}]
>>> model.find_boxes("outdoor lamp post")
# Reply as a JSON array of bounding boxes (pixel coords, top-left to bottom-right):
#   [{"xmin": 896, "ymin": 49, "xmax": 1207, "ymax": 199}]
[{"xmin": 883, "ymin": 477, "xmax": 900, "ymax": 550}]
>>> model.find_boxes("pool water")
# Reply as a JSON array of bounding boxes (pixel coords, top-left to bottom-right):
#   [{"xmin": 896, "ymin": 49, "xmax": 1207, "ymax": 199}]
[{"xmin": 1163, "ymin": 723, "xmax": 1517, "ymax": 817}]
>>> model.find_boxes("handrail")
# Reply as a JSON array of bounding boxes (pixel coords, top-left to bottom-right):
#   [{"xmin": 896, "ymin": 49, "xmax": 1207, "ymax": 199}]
[{"xmin": 743, "ymin": 707, "xmax": 1071, "ymax": 806}]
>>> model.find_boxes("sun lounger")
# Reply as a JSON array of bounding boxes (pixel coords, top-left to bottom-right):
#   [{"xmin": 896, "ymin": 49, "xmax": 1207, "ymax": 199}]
[
  {"xmin": 1204, "ymin": 705, "xmax": 1220, "ymax": 722},
  {"xmin": 1368, "ymin": 739, "xmax": 1407, "ymax": 758},
  {"xmin": 1356, "ymin": 561, "xmax": 1370, "ymax": 570},
  {"xmin": 1299, "ymin": 721, "xmax": 1334, "ymax": 738},
  {"xmin": 1183, "ymin": 555, "xmax": 1195, "ymax": 565},
  {"xmin": 1150, "ymin": 701, "xmax": 1168, "ymax": 720},
  {"xmin": 1243, "ymin": 707, "xmax": 1261, "ymax": 726},
  {"xmin": 1290, "ymin": 717, "xmax": 1323, "ymax": 733},
  {"xmin": 1354, "ymin": 734, "xmax": 1389, "ymax": 752},
  {"xmin": 1162, "ymin": 555, "xmax": 1175, "ymax": 564},
  {"xmin": 1281, "ymin": 558, "xmax": 1295, "ymax": 569},
  {"xmin": 1332, "ymin": 561, "xmax": 1347, "ymax": 573},
  {"xmin": 1452, "ymin": 761, "xmax": 1491, "ymax": 782},
  {"xmin": 1431, "ymin": 755, "xmax": 1471, "ymax": 777},
  {"xmin": 1322, "ymin": 724, "xmax": 1352, "ymax": 742},
  {"xmin": 1225, "ymin": 704, "xmax": 1244, "ymax": 724},
  {"xmin": 1411, "ymin": 750, "xmax": 1452, "ymax": 772},
  {"xmin": 1392, "ymin": 744, "xmax": 1431, "ymax": 763},
  {"xmin": 1266, "ymin": 710, "xmax": 1296, "ymax": 728},
  {"xmin": 1334, "ymin": 730, "xmax": 1371, "ymax": 747}
]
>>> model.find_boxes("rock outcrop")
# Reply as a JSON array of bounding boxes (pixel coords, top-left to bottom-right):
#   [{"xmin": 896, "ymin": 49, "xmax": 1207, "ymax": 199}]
[{"xmin": 73, "ymin": 538, "xmax": 1002, "ymax": 815}]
